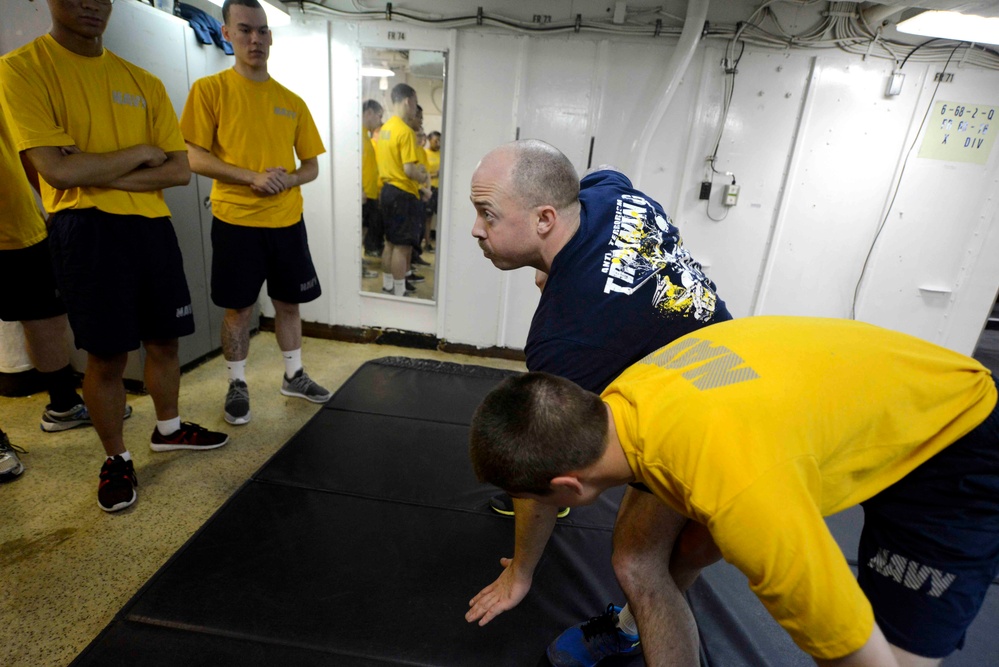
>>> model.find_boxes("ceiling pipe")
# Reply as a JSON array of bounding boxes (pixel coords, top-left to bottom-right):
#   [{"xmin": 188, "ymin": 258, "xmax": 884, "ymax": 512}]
[
  {"xmin": 860, "ymin": 2, "xmax": 907, "ymax": 27},
  {"xmin": 628, "ymin": 0, "xmax": 709, "ymax": 188}
]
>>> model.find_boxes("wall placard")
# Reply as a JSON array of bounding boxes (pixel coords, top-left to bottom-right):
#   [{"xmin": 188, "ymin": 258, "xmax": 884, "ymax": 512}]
[{"xmin": 918, "ymin": 101, "xmax": 996, "ymax": 164}]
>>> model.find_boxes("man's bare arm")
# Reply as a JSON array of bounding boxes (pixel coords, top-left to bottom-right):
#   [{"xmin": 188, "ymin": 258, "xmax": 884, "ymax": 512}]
[
  {"xmin": 107, "ymin": 150, "xmax": 191, "ymax": 191},
  {"xmin": 289, "ymin": 156, "xmax": 318, "ymax": 187},
  {"xmin": 186, "ymin": 141, "xmax": 285, "ymax": 195},
  {"xmin": 404, "ymin": 161, "xmax": 427, "ymax": 183},
  {"xmin": 814, "ymin": 623, "xmax": 906, "ymax": 667},
  {"xmin": 23, "ymin": 144, "xmax": 167, "ymax": 190},
  {"xmin": 466, "ymin": 498, "xmax": 558, "ymax": 625}
]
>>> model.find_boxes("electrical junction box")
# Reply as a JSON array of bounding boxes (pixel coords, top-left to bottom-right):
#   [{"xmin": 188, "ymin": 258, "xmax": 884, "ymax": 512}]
[{"xmin": 723, "ymin": 183, "xmax": 740, "ymax": 206}]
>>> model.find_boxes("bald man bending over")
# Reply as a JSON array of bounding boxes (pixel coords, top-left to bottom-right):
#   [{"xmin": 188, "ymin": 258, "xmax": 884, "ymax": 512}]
[{"xmin": 466, "ymin": 139, "xmax": 732, "ymax": 666}]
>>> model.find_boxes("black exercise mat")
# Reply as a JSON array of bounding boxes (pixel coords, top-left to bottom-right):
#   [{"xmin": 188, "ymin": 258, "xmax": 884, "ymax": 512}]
[
  {"xmin": 72, "ymin": 357, "xmax": 999, "ymax": 666},
  {"xmin": 71, "ymin": 358, "xmax": 632, "ymax": 666}
]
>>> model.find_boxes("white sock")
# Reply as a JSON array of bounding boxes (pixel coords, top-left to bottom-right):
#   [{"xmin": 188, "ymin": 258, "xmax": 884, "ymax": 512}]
[
  {"xmin": 283, "ymin": 348, "xmax": 303, "ymax": 378},
  {"xmin": 616, "ymin": 604, "xmax": 638, "ymax": 636},
  {"xmin": 226, "ymin": 359, "xmax": 247, "ymax": 383},
  {"xmin": 157, "ymin": 417, "xmax": 181, "ymax": 436},
  {"xmin": 382, "ymin": 272, "xmax": 394, "ymax": 290},
  {"xmin": 393, "ymin": 279, "xmax": 405, "ymax": 296},
  {"xmin": 108, "ymin": 450, "xmax": 132, "ymax": 462}
]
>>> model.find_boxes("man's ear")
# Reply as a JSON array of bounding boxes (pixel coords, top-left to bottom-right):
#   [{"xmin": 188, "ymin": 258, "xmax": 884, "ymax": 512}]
[
  {"xmin": 535, "ymin": 205, "xmax": 558, "ymax": 236},
  {"xmin": 549, "ymin": 475, "xmax": 584, "ymax": 496}
]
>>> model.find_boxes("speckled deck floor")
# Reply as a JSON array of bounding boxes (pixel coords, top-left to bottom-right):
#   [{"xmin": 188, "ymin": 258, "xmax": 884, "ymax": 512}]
[{"xmin": 0, "ymin": 333, "xmax": 525, "ymax": 667}]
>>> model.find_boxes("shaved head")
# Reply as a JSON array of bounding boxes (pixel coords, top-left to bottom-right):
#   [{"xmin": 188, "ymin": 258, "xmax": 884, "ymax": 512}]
[{"xmin": 489, "ymin": 140, "xmax": 580, "ymax": 212}]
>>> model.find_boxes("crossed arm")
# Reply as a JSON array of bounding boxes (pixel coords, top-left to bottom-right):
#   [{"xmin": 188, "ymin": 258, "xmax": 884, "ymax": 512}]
[
  {"xmin": 23, "ymin": 144, "xmax": 190, "ymax": 192},
  {"xmin": 186, "ymin": 142, "xmax": 318, "ymax": 196}
]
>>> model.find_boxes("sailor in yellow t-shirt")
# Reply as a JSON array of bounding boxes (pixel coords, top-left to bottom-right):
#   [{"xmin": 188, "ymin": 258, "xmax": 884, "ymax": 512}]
[
  {"xmin": 180, "ymin": 0, "xmax": 330, "ymax": 426},
  {"xmin": 361, "ymin": 99, "xmax": 384, "ymax": 258},
  {"xmin": 375, "ymin": 83, "xmax": 427, "ymax": 296},
  {"xmin": 0, "ymin": 0, "xmax": 228, "ymax": 512},
  {"xmin": 470, "ymin": 316, "xmax": 999, "ymax": 666},
  {"xmin": 425, "ymin": 131, "xmax": 441, "ymax": 252},
  {"xmin": 0, "ymin": 109, "xmax": 90, "ymax": 481}
]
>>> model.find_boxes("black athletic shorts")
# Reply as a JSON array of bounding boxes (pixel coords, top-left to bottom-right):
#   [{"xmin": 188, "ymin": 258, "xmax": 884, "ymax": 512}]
[
  {"xmin": 362, "ymin": 198, "xmax": 383, "ymax": 253},
  {"xmin": 379, "ymin": 183, "xmax": 420, "ymax": 246},
  {"xmin": 425, "ymin": 186, "xmax": 438, "ymax": 218},
  {"xmin": 48, "ymin": 209, "xmax": 195, "ymax": 355},
  {"xmin": 0, "ymin": 237, "xmax": 66, "ymax": 322},
  {"xmin": 858, "ymin": 385, "xmax": 999, "ymax": 658},
  {"xmin": 210, "ymin": 217, "xmax": 321, "ymax": 309}
]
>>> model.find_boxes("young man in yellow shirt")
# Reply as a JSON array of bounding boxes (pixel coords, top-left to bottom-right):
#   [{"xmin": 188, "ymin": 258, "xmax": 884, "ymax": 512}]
[
  {"xmin": 0, "ymin": 0, "xmax": 228, "ymax": 511},
  {"xmin": 424, "ymin": 130, "xmax": 441, "ymax": 252},
  {"xmin": 181, "ymin": 0, "xmax": 330, "ymax": 425},
  {"xmin": 470, "ymin": 316, "xmax": 999, "ymax": 667},
  {"xmin": 361, "ymin": 99, "xmax": 384, "ymax": 262},
  {"xmin": 0, "ymin": 112, "xmax": 100, "ymax": 481},
  {"xmin": 375, "ymin": 83, "xmax": 427, "ymax": 296}
]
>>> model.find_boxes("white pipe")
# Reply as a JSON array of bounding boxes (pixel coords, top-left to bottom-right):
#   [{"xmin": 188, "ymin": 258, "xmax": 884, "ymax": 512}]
[{"xmin": 629, "ymin": 0, "xmax": 709, "ymax": 187}]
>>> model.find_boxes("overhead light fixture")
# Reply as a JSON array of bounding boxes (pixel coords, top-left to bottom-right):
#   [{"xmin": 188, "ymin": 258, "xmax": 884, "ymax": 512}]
[
  {"xmin": 203, "ymin": 0, "xmax": 291, "ymax": 28},
  {"xmin": 896, "ymin": 10, "xmax": 999, "ymax": 46},
  {"xmin": 362, "ymin": 66, "xmax": 395, "ymax": 78}
]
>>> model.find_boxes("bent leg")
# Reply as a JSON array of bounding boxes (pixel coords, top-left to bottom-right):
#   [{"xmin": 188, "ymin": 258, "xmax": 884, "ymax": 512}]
[{"xmin": 613, "ymin": 487, "xmax": 704, "ymax": 666}]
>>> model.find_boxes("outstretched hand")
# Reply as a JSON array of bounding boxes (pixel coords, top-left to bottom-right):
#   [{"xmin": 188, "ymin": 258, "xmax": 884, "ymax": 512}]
[{"xmin": 465, "ymin": 557, "xmax": 532, "ymax": 626}]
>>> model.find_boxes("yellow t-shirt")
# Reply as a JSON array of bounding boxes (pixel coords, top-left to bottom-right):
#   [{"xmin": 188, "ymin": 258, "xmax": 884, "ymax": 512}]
[
  {"xmin": 427, "ymin": 147, "xmax": 440, "ymax": 188},
  {"xmin": 180, "ymin": 68, "xmax": 325, "ymax": 228},
  {"xmin": 375, "ymin": 115, "xmax": 419, "ymax": 196},
  {"xmin": 0, "ymin": 110, "xmax": 47, "ymax": 250},
  {"xmin": 602, "ymin": 316, "xmax": 997, "ymax": 660},
  {"xmin": 0, "ymin": 34, "xmax": 185, "ymax": 218},
  {"xmin": 362, "ymin": 128, "xmax": 379, "ymax": 201}
]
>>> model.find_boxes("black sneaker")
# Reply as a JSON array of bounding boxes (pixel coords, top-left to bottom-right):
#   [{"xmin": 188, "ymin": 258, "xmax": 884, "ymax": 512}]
[
  {"xmin": 150, "ymin": 422, "xmax": 229, "ymax": 452},
  {"xmin": 489, "ymin": 492, "xmax": 569, "ymax": 518},
  {"xmin": 406, "ymin": 271, "xmax": 426, "ymax": 283},
  {"xmin": 0, "ymin": 430, "xmax": 26, "ymax": 482},
  {"xmin": 98, "ymin": 455, "xmax": 137, "ymax": 512},
  {"xmin": 224, "ymin": 379, "xmax": 251, "ymax": 425},
  {"xmin": 412, "ymin": 254, "xmax": 431, "ymax": 266}
]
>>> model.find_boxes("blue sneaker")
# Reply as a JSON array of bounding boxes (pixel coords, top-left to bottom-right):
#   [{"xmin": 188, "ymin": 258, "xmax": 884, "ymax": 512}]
[{"xmin": 547, "ymin": 604, "xmax": 640, "ymax": 667}]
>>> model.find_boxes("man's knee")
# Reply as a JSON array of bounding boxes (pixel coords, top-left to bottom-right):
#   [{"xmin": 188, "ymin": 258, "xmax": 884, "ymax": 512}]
[
  {"xmin": 271, "ymin": 299, "xmax": 300, "ymax": 317},
  {"xmin": 142, "ymin": 338, "xmax": 180, "ymax": 363},
  {"xmin": 86, "ymin": 351, "xmax": 129, "ymax": 378}
]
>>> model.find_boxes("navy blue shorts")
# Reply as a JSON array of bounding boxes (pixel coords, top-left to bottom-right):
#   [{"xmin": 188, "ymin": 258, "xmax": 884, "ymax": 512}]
[
  {"xmin": 858, "ymin": 386, "xmax": 999, "ymax": 658},
  {"xmin": 48, "ymin": 209, "xmax": 195, "ymax": 355},
  {"xmin": 210, "ymin": 217, "xmax": 321, "ymax": 309},
  {"xmin": 0, "ymin": 237, "xmax": 66, "ymax": 322},
  {"xmin": 379, "ymin": 184, "xmax": 420, "ymax": 246}
]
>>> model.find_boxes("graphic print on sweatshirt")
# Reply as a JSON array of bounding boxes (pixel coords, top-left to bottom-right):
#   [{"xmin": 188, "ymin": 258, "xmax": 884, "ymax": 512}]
[{"xmin": 601, "ymin": 192, "xmax": 718, "ymax": 321}]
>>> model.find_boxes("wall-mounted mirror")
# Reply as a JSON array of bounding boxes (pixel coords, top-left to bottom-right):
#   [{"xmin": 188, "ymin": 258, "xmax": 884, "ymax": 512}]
[{"xmin": 360, "ymin": 47, "xmax": 446, "ymax": 302}]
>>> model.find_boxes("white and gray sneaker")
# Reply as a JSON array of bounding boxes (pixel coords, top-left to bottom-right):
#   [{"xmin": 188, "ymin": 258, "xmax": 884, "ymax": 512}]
[
  {"xmin": 280, "ymin": 369, "xmax": 331, "ymax": 404},
  {"xmin": 0, "ymin": 430, "xmax": 25, "ymax": 481},
  {"xmin": 224, "ymin": 379, "xmax": 251, "ymax": 425},
  {"xmin": 41, "ymin": 402, "xmax": 133, "ymax": 432}
]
